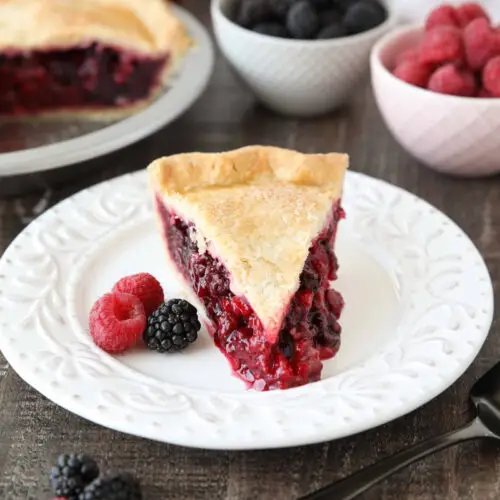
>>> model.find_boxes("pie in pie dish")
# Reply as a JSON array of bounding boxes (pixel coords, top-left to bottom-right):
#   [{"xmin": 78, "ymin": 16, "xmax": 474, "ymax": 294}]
[
  {"xmin": 149, "ymin": 146, "xmax": 348, "ymax": 391},
  {"xmin": 0, "ymin": 0, "xmax": 191, "ymax": 119}
]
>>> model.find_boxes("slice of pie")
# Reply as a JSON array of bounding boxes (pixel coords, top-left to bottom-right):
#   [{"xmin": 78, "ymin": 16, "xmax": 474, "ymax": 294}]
[
  {"xmin": 0, "ymin": 0, "xmax": 190, "ymax": 119},
  {"xmin": 149, "ymin": 146, "xmax": 348, "ymax": 391}
]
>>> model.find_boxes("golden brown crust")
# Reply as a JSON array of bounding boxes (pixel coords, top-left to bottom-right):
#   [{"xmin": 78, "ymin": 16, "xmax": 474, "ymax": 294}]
[
  {"xmin": 0, "ymin": 99, "xmax": 148, "ymax": 122},
  {"xmin": 0, "ymin": 0, "xmax": 191, "ymax": 57},
  {"xmin": 149, "ymin": 146, "xmax": 348, "ymax": 339},
  {"xmin": 149, "ymin": 145, "xmax": 348, "ymax": 195}
]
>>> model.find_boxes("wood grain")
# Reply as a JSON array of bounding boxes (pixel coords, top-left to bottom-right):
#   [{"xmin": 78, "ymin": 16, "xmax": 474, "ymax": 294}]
[{"xmin": 0, "ymin": 2, "xmax": 499, "ymax": 499}]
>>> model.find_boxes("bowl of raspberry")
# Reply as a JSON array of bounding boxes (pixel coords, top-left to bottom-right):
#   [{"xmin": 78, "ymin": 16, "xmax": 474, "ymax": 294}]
[
  {"xmin": 211, "ymin": 0, "xmax": 395, "ymax": 117},
  {"xmin": 371, "ymin": 3, "xmax": 500, "ymax": 177}
]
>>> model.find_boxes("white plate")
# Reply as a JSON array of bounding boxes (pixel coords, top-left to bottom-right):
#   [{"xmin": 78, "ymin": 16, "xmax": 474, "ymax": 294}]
[
  {"xmin": 0, "ymin": 5, "xmax": 214, "ymax": 177},
  {"xmin": 0, "ymin": 171, "xmax": 493, "ymax": 450}
]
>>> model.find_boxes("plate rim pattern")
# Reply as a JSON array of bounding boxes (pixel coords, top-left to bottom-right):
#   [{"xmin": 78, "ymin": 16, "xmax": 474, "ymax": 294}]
[{"xmin": 0, "ymin": 170, "xmax": 493, "ymax": 450}]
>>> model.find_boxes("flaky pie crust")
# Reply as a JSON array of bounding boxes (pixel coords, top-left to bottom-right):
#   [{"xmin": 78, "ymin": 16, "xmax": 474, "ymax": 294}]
[
  {"xmin": 149, "ymin": 146, "xmax": 349, "ymax": 339},
  {"xmin": 0, "ymin": 0, "xmax": 191, "ymax": 58}
]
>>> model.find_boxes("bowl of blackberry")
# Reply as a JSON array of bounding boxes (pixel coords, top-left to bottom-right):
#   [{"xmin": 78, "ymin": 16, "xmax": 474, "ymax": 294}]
[{"xmin": 211, "ymin": 0, "xmax": 395, "ymax": 116}]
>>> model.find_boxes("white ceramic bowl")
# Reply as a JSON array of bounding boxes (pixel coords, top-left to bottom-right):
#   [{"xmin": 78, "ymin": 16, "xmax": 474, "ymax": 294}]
[
  {"xmin": 371, "ymin": 25, "xmax": 500, "ymax": 177},
  {"xmin": 211, "ymin": 0, "xmax": 396, "ymax": 117}
]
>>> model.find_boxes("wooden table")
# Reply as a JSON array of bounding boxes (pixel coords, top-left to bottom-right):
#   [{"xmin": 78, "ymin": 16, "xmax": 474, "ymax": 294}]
[{"xmin": 1, "ymin": 2, "xmax": 499, "ymax": 499}]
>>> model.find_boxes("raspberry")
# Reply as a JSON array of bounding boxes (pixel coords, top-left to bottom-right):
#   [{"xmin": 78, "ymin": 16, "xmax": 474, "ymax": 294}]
[
  {"xmin": 112, "ymin": 273, "xmax": 164, "ymax": 316},
  {"xmin": 89, "ymin": 293, "xmax": 146, "ymax": 354},
  {"xmin": 425, "ymin": 5, "xmax": 459, "ymax": 31},
  {"xmin": 478, "ymin": 88, "xmax": 493, "ymax": 98},
  {"xmin": 419, "ymin": 26, "xmax": 464, "ymax": 66},
  {"xmin": 395, "ymin": 47, "xmax": 420, "ymax": 67},
  {"xmin": 326, "ymin": 289, "xmax": 344, "ymax": 315},
  {"xmin": 455, "ymin": 3, "xmax": 489, "ymax": 28},
  {"xmin": 427, "ymin": 64, "xmax": 477, "ymax": 97},
  {"xmin": 393, "ymin": 60, "xmax": 433, "ymax": 88},
  {"xmin": 464, "ymin": 18, "xmax": 500, "ymax": 71},
  {"xmin": 483, "ymin": 56, "xmax": 500, "ymax": 97}
]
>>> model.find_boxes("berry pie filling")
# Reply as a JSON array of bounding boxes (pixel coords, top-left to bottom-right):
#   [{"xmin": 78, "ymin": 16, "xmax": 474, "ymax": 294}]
[
  {"xmin": 0, "ymin": 43, "xmax": 168, "ymax": 115},
  {"xmin": 156, "ymin": 196, "xmax": 345, "ymax": 391}
]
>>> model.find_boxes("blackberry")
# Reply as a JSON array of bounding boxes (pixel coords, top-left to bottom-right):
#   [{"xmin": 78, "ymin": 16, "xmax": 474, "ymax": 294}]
[
  {"xmin": 278, "ymin": 331, "xmax": 295, "ymax": 360},
  {"xmin": 236, "ymin": 0, "xmax": 273, "ymax": 27},
  {"xmin": 343, "ymin": 1, "xmax": 387, "ymax": 35},
  {"xmin": 319, "ymin": 8, "xmax": 342, "ymax": 27},
  {"xmin": 144, "ymin": 299, "xmax": 201, "ymax": 353},
  {"xmin": 331, "ymin": 0, "xmax": 356, "ymax": 14},
  {"xmin": 317, "ymin": 22, "xmax": 347, "ymax": 38},
  {"xmin": 301, "ymin": 268, "xmax": 320, "ymax": 292},
  {"xmin": 270, "ymin": 0, "xmax": 299, "ymax": 19},
  {"xmin": 79, "ymin": 472, "xmax": 141, "ymax": 500},
  {"xmin": 310, "ymin": 0, "xmax": 331, "ymax": 10},
  {"xmin": 253, "ymin": 22, "xmax": 289, "ymax": 37},
  {"xmin": 50, "ymin": 454, "xmax": 99, "ymax": 500},
  {"xmin": 287, "ymin": 1, "xmax": 320, "ymax": 39}
]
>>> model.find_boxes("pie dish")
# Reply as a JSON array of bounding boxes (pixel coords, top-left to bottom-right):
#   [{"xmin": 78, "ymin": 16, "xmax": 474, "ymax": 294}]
[
  {"xmin": 0, "ymin": 0, "xmax": 191, "ymax": 119},
  {"xmin": 148, "ymin": 146, "xmax": 349, "ymax": 390}
]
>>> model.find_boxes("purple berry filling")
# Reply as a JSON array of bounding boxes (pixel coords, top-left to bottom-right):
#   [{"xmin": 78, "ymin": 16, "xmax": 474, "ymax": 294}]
[
  {"xmin": 0, "ymin": 42, "xmax": 168, "ymax": 115},
  {"xmin": 156, "ymin": 196, "xmax": 345, "ymax": 391}
]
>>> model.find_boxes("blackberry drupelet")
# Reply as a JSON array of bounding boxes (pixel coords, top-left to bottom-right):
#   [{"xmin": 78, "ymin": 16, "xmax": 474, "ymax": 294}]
[
  {"xmin": 236, "ymin": 0, "xmax": 273, "ymax": 27},
  {"xmin": 319, "ymin": 8, "xmax": 343, "ymax": 28},
  {"xmin": 331, "ymin": 0, "xmax": 356, "ymax": 14},
  {"xmin": 144, "ymin": 299, "xmax": 201, "ymax": 353},
  {"xmin": 310, "ymin": 0, "xmax": 331, "ymax": 9},
  {"xmin": 317, "ymin": 23, "xmax": 347, "ymax": 38},
  {"xmin": 287, "ymin": 1, "xmax": 320, "ymax": 39},
  {"xmin": 254, "ymin": 22, "xmax": 289, "ymax": 37},
  {"xmin": 271, "ymin": 0, "xmax": 299, "ymax": 19},
  {"xmin": 50, "ymin": 454, "xmax": 99, "ymax": 500},
  {"xmin": 79, "ymin": 472, "xmax": 142, "ymax": 500},
  {"xmin": 343, "ymin": 1, "xmax": 387, "ymax": 34}
]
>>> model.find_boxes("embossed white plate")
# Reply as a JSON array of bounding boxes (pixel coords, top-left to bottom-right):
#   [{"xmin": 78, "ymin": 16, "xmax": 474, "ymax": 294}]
[
  {"xmin": 0, "ymin": 171, "xmax": 493, "ymax": 450},
  {"xmin": 0, "ymin": 5, "xmax": 214, "ymax": 176}
]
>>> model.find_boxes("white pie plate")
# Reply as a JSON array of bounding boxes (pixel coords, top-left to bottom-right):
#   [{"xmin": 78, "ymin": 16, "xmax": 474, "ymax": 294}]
[
  {"xmin": 0, "ymin": 170, "xmax": 493, "ymax": 450},
  {"xmin": 0, "ymin": 5, "xmax": 214, "ymax": 177}
]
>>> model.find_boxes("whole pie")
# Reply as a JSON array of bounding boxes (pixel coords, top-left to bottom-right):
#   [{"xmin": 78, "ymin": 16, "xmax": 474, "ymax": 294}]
[
  {"xmin": 149, "ymin": 146, "xmax": 348, "ymax": 390},
  {"xmin": 0, "ymin": 0, "xmax": 190, "ymax": 118}
]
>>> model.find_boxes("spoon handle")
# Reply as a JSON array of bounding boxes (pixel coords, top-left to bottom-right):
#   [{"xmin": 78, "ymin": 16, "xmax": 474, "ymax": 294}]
[{"xmin": 299, "ymin": 418, "xmax": 493, "ymax": 500}]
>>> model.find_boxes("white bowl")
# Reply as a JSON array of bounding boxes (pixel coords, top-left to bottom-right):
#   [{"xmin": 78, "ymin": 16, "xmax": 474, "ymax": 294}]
[
  {"xmin": 371, "ymin": 25, "xmax": 500, "ymax": 177},
  {"xmin": 211, "ymin": 0, "xmax": 396, "ymax": 117}
]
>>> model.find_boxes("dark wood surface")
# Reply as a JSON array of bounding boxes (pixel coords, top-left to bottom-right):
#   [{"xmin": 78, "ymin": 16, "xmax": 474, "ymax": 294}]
[{"xmin": 1, "ymin": 2, "xmax": 500, "ymax": 499}]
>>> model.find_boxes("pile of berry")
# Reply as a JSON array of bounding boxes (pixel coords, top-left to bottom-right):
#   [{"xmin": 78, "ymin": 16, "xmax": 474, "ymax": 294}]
[
  {"xmin": 50, "ymin": 453, "xmax": 141, "ymax": 500},
  {"xmin": 232, "ymin": 0, "xmax": 387, "ymax": 40},
  {"xmin": 392, "ymin": 3, "xmax": 500, "ymax": 97},
  {"xmin": 89, "ymin": 273, "xmax": 201, "ymax": 355}
]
